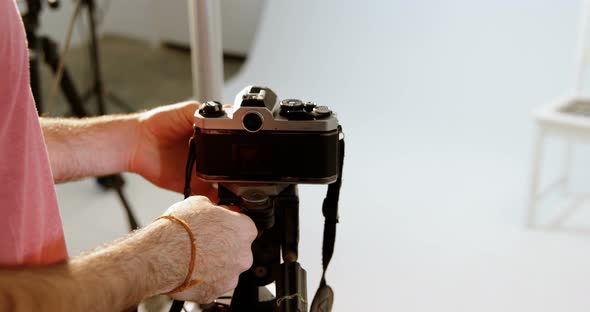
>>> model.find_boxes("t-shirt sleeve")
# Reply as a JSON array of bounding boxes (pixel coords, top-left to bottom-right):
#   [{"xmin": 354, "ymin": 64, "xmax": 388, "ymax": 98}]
[{"xmin": 0, "ymin": 0, "xmax": 67, "ymax": 266}]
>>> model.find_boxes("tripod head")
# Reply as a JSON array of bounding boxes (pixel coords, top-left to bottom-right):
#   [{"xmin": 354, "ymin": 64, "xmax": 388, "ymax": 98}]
[
  {"xmin": 220, "ymin": 184, "xmax": 287, "ymax": 229},
  {"xmin": 219, "ymin": 184, "xmax": 301, "ymax": 264}
]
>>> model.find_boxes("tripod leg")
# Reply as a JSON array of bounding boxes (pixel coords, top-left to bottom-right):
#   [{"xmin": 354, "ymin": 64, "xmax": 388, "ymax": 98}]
[
  {"xmin": 230, "ymin": 270, "xmax": 264, "ymax": 312},
  {"xmin": 276, "ymin": 262, "xmax": 307, "ymax": 312},
  {"xmin": 40, "ymin": 36, "xmax": 140, "ymax": 233},
  {"xmin": 97, "ymin": 174, "xmax": 140, "ymax": 231},
  {"xmin": 229, "ymin": 225, "xmax": 279, "ymax": 312},
  {"xmin": 40, "ymin": 37, "xmax": 89, "ymax": 117},
  {"xmin": 114, "ymin": 185, "xmax": 140, "ymax": 231},
  {"xmin": 85, "ymin": 0, "xmax": 107, "ymax": 115},
  {"xmin": 229, "ymin": 235, "xmax": 278, "ymax": 312},
  {"xmin": 27, "ymin": 29, "xmax": 43, "ymax": 113},
  {"xmin": 277, "ymin": 186, "xmax": 299, "ymax": 262},
  {"xmin": 74, "ymin": 0, "xmax": 133, "ymax": 116},
  {"xmin": 275, "ymin": 186, "xmax": 308, "ymax": 312}
]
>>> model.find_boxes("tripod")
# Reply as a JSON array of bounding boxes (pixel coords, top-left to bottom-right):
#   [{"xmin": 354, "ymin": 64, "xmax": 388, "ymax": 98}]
[
  {"xmin": 201, "ymin": 184, "xmax": 308, "ymax": 312},
  {"xmin": 22, "ymin": 0, "xmax": 139, "ymax": 231},
  {"xmin": 171, "ymin": 123, "xmax": 344, "ymax": 312}
]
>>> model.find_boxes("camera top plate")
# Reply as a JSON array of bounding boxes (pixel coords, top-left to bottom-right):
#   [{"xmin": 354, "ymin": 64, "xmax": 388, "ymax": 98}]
[{"xmin": 194, "ymin": 86, "xmax": 339, "ymax": 133}]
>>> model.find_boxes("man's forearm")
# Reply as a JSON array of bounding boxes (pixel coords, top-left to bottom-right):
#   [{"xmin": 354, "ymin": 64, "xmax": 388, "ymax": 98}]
[
  {"xmin": 0, "ymin": 220, "xmax": 188, "ymax": 312},
  {"xmin": 40, "ymin": 115, "xmax": 140, "ymax": 182}
]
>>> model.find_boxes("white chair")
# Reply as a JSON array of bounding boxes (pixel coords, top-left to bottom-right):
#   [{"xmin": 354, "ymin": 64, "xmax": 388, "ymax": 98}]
[{"xmin": 528, "ymin": 0, "xmax": 590, "ymax": 227}]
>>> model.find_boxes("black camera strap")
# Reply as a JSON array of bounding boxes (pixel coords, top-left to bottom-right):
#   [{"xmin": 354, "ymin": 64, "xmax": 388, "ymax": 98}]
[
  {"xmin": 310, "ymin": 127, "xmax": 344, "ymax": 312},
  {"xmin": 184, "ymin": 137, "xmax": 197, "ymax": 199},
  {"xmin": 168, "ymin": 137, "xmax": 198, "ymax": 312}
]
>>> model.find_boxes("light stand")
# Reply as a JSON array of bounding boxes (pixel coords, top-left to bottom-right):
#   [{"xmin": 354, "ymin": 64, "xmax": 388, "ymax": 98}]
[
  {"xmin": 22, "ymin": 0, "xmax": 139, "ymax": 232},
  {"xmin": 188, "ymin": 0, "xmax": 224, "ymax": 102}
]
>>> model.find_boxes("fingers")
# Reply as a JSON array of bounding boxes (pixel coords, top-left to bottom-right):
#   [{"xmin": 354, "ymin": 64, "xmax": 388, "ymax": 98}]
[
  {"xmin": 217, "ymin": 204, "xmax": 257, "ymax": 243},
  {"xmin": 238, "ymin": 214, "xmax": 258, "ymax": 242},
  {"xmin": 189, "ymin": 179, "xmax": 218, "ymax": 202},
  {"xmin": 239, "ymin": 248, "xmax": 254, "ymax": 272},
  {"xmin": 223, "ymin": 276, "xmax": 240, "ymax": 294},
  {"xmin": 182, "ymin": 195, "xmax": 213, "ymax": 206},
  {"xmin": 219, "ymin": 204, "xmax": 242, "ymax": 213},
  {"xmin": 179, "ymin": 101, "xmax": 201, "ymax": 124},
  {"xmin": 165, "ymin": 194, "xmax": 257, "ymax": 304}
]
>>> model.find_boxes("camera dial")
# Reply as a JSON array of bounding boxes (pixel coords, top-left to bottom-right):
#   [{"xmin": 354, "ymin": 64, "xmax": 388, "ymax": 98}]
[
  {"xmin": 199, "ymin": 101, "xmax": 225, "ymax": 117},
  {"xmin": 313, "ymin": 105, "xmax": 333, "ymax": 118},
  {"xmin": 280, "ymin": 99, "xmax": 316, "ymax": 120},
  {"xmin": 280, "ymin": 99, "xmax": 304, "ymax": 110},
  {"xmin": 304, "ymin": 101, "xmax": 317, "ymax": 112}
]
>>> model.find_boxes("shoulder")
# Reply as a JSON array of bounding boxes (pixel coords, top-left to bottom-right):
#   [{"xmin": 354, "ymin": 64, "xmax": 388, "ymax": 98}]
[{"xmin": 0, "ymin": 0, "xmax": 32, "ymax": 118}]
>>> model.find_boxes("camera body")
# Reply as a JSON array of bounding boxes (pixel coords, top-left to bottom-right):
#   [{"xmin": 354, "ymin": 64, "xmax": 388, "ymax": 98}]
[{"xmin": 193, "ymin": 86, "xmax": 341, "ymax": 184}]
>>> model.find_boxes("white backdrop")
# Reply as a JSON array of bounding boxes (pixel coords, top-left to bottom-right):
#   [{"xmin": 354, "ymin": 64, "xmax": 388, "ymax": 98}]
[{"xmin": 223, "ymin": 0, "xmax": 590, "ymax": 311}]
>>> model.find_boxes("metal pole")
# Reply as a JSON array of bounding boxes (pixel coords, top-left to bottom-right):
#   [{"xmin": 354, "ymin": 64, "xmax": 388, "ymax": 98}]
[
  {"xmin": 85, "ymin": 0, "xmax": 106, "ymax": 115},
  {"xmin": 188, "ymin": 0, "xmax": 224, "ymax": 102}
]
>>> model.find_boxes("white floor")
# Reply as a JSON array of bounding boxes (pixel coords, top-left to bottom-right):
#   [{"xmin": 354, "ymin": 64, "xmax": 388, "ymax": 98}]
[{"xmin": 57, "ymin": 1, "xmax": 590, "ymax": 311}]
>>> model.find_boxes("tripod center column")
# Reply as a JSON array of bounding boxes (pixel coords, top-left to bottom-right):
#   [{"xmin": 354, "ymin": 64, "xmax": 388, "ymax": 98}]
[{"xmin": 241, "ymin": 189, "xmax": 274, "ymax": 230}]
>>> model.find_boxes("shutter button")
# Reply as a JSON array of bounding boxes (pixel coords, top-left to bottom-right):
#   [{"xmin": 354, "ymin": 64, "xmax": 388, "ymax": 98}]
[{"xmin": 313, "ymin": 105, "xmax": 332, "ymax": 118}]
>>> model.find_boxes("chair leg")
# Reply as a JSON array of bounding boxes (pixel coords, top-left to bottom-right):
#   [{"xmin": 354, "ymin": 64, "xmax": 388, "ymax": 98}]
[{"xmin": 528, "ymin": 129, "xmax": 545, "ymax": 228}]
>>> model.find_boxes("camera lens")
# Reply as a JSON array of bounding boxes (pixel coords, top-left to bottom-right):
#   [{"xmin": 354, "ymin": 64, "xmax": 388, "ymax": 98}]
[{"xmin": 243, "ymin": 112, "xmax": 264, "ymax": 132}]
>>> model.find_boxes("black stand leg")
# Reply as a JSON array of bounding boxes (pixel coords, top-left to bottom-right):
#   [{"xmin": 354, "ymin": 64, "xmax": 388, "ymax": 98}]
[
  {"xmin": 229, "ymin": 224, "xmax": 280, "ymax": 312},
  {"xmin": 40, "ymin": 37, "xmax": 88, "ymax": 117},
  {"xmin": 84, "ymin": 0, "xmax": 106, "ymax": 115},
  {"xmin": 23, "ymin": 1, "xmax": 139, "ymax": 310},
  {"xmin": 23, "ymin": 0, "xmax": 44, "ymax": 114},
  {"xmin": 24, "ymin": 0, "xmax": 140, "ymax": 234},
  {"xmin": 276, "ymin": 191, "xmax": 307, "ymax": 312},
  {"xmin": 276, "ymin": 262, "xmax": 307, "ymax": 312},
  {"xmin": 82, "ymin": 0, "xmax": 132, "ymax": 114},
  {"xmin": 39, "ymin": 36, "xmax": 140, "ymax": 232},
  {"xmin": 28, "ymin": 29, "xmax": 43, "ymax": 113},
  {"xmin": 97, "ymin": 174, "xmax": 140, "ymax": 231}
]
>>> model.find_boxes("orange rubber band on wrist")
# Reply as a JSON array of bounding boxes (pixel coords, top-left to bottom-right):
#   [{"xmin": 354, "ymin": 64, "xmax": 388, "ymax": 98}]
[{"xmin": 155, "ymin": 215, "xmax": 203, "ymax": 294}]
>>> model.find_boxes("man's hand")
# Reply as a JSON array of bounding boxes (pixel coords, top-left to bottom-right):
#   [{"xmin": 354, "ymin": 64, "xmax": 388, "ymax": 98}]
[
  {"xmin": 0, "ymin": 196, "xmax": 257, "ymax": 311},
  {"xmin": 42, "ymin": 101, "xmax": 214, "ymax": 196},
  {"xmin": 155, "ymin": 196, "xmax": 257, "ymax": 303},
  {"xmin": 129, "ymin": 101, "xmax": 215, "ymax": 197}
]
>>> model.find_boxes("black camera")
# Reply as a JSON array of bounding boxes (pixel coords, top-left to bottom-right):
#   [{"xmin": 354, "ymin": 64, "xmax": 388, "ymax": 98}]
[{"xmin": 192, "ymin": 86, "xmax": 342, "ymax": 184}]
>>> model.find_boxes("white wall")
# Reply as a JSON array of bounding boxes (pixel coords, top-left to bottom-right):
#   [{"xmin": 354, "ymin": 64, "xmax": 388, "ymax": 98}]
[
  {"xmin": 220, "ymin": 0, "xmax": 264, "ymax": 55},
  {"xmin": 224, "ymin": 2, "xmax": 587, "ymax": 311},
  {"xmin": 38, "ymin": 0, "xmax": 263, "ymax": 56},
  {"xmin": 100, "ymin": 0, "xmax": 160, "ymax": 45},
  {"xmin": 38, "ymin": 0, "xmax": 100, "ymax": 47}
]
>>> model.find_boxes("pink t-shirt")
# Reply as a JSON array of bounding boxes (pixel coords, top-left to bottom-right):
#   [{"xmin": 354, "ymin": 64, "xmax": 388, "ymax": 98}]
[{"xmin": 0, "ymin": 0, "xmax": 67, "ymax": 266}]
